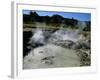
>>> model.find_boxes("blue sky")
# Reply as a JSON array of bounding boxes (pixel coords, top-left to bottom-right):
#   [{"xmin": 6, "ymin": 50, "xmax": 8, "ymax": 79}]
[{"xmin": 23, "ymin": 10, "xmax": 91, "ymax": 21}]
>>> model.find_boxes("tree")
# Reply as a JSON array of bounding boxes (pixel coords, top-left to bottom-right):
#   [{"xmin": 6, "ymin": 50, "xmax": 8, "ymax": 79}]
[
  {"xmin": 65, "ymin": 17, "xmax": 78, "ymax": 28},
  {"xmin": 43, "ymin": 16, "xmax": 51, "ymax": 25},
  {"xmin": 50, "ymin": 15, "xmax": 63, "ymax": 23},
  {"xmin": 29, "ymin": 11, "xmax": 39, "ymax": 22},
  {"xmin": 82, "ymin": 21, "xmax": 91, "ymax": 31}
]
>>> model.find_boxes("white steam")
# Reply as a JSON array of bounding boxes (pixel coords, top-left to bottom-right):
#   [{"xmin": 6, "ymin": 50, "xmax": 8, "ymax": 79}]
[{"xmin": 29, "ymin": 28, "xmax": 45, "ymax": 44}]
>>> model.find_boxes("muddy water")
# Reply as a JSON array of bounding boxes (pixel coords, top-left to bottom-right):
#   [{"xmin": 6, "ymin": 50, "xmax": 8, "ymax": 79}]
[{"xmin": 23, "ymin": 44, "xmax": 81, "ymax": 69}]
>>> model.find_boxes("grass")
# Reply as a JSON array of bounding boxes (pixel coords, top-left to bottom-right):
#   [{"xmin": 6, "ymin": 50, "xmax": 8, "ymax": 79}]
[{"xmin": 23, "ymin": 22, "xmax": 91, "ymax": 38}]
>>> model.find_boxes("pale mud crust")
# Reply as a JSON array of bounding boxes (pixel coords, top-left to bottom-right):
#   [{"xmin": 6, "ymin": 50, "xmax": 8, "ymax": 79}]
[{"xmin": 23, "ymin": 44, "xmax": 81, "ymax": 69}]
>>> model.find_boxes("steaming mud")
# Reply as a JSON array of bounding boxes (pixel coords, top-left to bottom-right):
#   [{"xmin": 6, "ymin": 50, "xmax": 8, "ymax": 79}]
[
  {"xmin": 48, "ymin": 29, "xmax": 80, "ymax": 43},
  {"xmin": 23, "ymin": 44, "xmax": 81, "ymax": 69},
  {"xmin": 23, "ymin": 22, "xmax": 90, "ymax": 69},
  {"xmin": 29, "ymin": 28, "xmax": 45, "ymax": 45}
]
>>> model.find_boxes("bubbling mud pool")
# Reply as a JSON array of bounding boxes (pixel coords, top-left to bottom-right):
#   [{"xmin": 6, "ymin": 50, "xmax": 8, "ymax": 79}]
[{"xmin": 23, "ymin": 44, "xmax": 81, "ymax": 69}]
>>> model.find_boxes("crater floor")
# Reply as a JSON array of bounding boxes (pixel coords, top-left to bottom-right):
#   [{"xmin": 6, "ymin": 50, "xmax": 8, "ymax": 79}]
[{"xmin": 23, "ymin": 44, "xmax": 81, "ymax": 69}]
